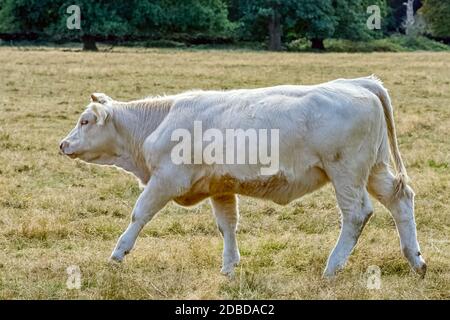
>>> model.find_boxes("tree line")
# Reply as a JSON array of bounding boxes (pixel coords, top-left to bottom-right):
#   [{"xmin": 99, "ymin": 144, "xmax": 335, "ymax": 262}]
[{"xmin": 0, "ymin": 0, "xmax": 448, "ymax": 51}]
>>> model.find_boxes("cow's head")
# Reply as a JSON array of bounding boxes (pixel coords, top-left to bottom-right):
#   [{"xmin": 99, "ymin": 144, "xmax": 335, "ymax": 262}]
[{"xmin": 59, "ymin": 93, "xmax": 118, "ymax": 164}]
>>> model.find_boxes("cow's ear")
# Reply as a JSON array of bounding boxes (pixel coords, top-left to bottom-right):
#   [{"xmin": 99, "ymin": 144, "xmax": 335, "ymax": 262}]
[
  {"xmin": 90, "ymin": 93, "xmax": 113, "ymax": 105},
  {"xmin": 91, "ymin": 104, "xmax": 110, "ymax": 126}
]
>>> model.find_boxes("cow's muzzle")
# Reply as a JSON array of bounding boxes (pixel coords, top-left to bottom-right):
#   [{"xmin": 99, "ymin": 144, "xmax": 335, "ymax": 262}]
[{"xmin": 59, "ymin": 140, "xmax": 76, "ymax": 157}]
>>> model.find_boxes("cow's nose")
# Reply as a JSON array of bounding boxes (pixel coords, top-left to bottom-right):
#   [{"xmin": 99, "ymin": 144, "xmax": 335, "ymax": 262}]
[{"xmin": 59, "ymin": 140, "xmax": 69, "ymax": 153}]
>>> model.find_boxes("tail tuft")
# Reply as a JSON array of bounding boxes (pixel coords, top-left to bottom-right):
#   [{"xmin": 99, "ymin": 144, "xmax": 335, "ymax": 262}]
[
  {"xmin": 367, "ymin": 74, "xmax": 384, "ymax": 85},
  {"xmin": 394, "ymin": 172, "xmax": 410, "ymax": 198}
]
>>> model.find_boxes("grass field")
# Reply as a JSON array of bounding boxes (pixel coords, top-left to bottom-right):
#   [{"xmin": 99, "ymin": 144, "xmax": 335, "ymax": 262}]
[{"xmin": 0, "ymin": 46, "xmax": 449, "ymax": 299}]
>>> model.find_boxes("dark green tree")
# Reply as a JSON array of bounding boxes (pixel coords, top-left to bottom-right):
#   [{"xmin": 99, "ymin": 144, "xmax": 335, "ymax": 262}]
[
  {"xmin": 230, "ymin": 0, "xmax": 388, "ymax": 51},
  {"xmin": 333, "ymin": 0, "xmax": 388, "ymax": 41},
  {"xmin": 164, "ymin": 0, "xmax": 232, "ymax": 34},
  {"xmin": 232, "ymin": 0, "xmax": 335, "ymax": 51},
  {"xmin": 421, "ymin": 0, "xmax": 450, "ymax": 38},
  {"xmin": 51, "ymin": 0, "xmax": 136, "ymax": 51},
  {"xmin": 291, "ymin": 0, "xmax": 336, "ymax": 50},
  {"xmin": 0, "ymin": 0, "xmax": 234, "ymax": 50},
  {"xmin": 0, "ymin": 0, "xmax": 135, "ymax": 50},
  {"xmin": 0, "ymin": 0, "xmax": 61, "ymax": 35}
]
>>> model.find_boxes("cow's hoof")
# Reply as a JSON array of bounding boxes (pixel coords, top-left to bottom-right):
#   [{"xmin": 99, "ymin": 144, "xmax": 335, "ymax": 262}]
[
  {"xmin": 322, "ymin": 266, "xmax": 340, "ymax": 279},
  {"xmin": 109, "ymin": 252, "xmax": 124, "ymax": 263},
  {"xmin": 322, "ymin": 272, "xmax": 336, "ymax": 280},
  {"xmin": 414, "ymin": 260, "xmax": 427, "ymax": 279},
  {"xmin": 221, "ymin": 265, "xmax": 236, "ymax": 278}
]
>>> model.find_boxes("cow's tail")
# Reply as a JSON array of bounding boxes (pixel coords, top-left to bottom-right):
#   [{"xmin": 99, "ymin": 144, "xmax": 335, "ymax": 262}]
[{"xmin": 364, "ymin": 75, "xmax": 409, "ymax": 195}]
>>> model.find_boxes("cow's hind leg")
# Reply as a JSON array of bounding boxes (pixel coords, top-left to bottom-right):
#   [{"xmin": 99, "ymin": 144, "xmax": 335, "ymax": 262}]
[
  {"xmin": 323, "ymin": 167, "xmax": 373, "ymax": 277},
  {"xmin": 110, "ymin": 176, "xmax": 175, "ymax": 262},
  {"xmin": 368, "ymin": 164, "xmax": 426, "ymax": 277},
  {"xmin": 210, "ymin": 194, "xmax": 240, "ymax": 276}
]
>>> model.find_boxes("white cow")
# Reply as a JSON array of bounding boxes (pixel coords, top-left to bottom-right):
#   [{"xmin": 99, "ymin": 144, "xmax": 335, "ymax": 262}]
[{"xmin": 60, "ymin": 76, "xmax": 426, "ymax": 277}]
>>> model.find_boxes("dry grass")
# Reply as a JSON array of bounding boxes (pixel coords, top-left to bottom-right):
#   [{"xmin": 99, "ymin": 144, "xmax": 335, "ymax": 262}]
[{"xmin": 0, "ymin": 46, "xmax": 449, "ymax": 299}]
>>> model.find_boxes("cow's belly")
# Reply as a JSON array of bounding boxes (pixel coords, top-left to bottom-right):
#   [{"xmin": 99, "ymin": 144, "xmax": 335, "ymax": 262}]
[
  {"xmin": 173, "ymin": 167, "xmax": 329, "ymax": 207},
  {"xmin": 173, "ymin": 192, "xmax": 210, "ymax": 206},
  {"xmin": 233, "ymin": 167, "xmax": 329, "ymax": 204}
]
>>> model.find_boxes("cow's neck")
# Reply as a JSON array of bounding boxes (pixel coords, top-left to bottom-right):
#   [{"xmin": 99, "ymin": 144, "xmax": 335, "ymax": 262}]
[{"xmin": 109, "ymin": 98, "xmax": 173, "ymax": 184}]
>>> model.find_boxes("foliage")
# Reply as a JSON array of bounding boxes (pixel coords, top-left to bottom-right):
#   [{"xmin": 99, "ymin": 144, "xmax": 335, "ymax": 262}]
[
  {"xmin": 287, "ymin": 34, "xmax": 449, "ymax": 52},
  {"xmin": 0, "ymin": 0, "xmax": 234, "ymax": 49},
  {"xmin": 0, "ymin": 0, "xmax": 61, "ymax": 34},
  {"xmin": 230, "ymin": 0, "xmax": 389, "ymax": 49},
  {"xmin": 333, "ymin": 0, "xmax": 389, "ymax": 40},
  {"xmin": 231, "ymin": 0, "xmax": 336, "ymax": 42},
  {"xmin": 421, "ymin": 0, "xmax": 450, "ymax": 38},
  {"xmin": 0, "ymin": 0, "xmax": 447, "ymax": 50}
]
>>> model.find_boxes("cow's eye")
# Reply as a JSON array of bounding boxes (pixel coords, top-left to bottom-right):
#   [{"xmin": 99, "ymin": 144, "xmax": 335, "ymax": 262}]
[{"xmin": 80, "ymin": 120, "xmax": 89, "ymax": 126}]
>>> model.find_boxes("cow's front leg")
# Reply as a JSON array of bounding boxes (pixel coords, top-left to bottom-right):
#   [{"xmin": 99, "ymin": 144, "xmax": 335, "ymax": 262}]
[
  {"xmin": 210, "ymin": 194, "xmax": 240, "ymax": 276},
  {"xmin": 110, "ymin": 177, "xmax": 173, "ymax": 262}
]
